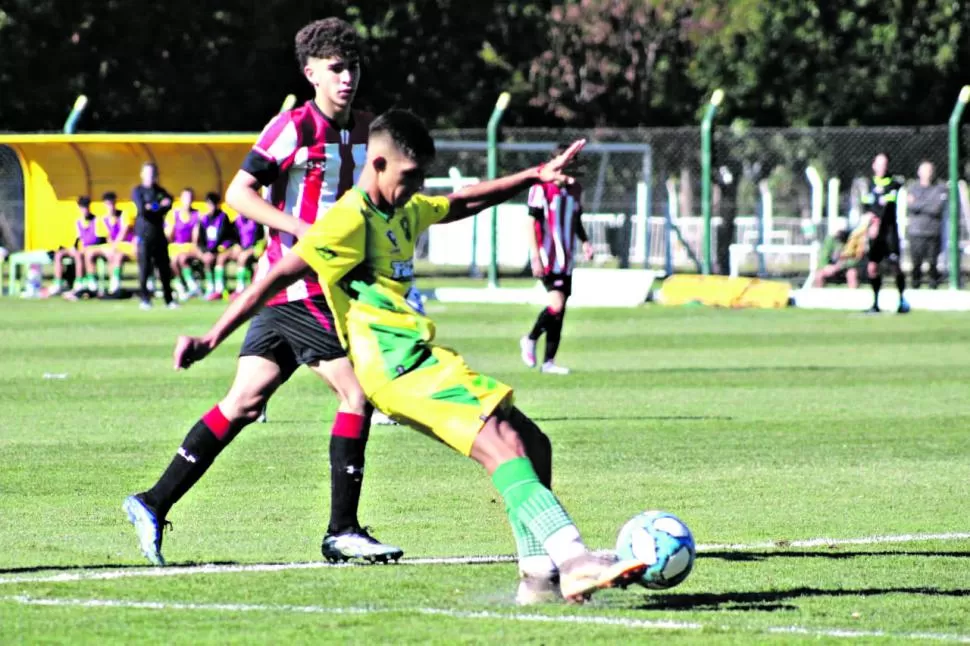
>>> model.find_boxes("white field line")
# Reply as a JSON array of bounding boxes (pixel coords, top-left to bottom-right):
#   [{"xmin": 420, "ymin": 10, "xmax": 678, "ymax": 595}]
[
  {"xmin": 4, "ymin": 595, "xmax": 970, "ymax": 643},
  {"xmin": 1, "ymin": 531, "xmax": 968, "ymax": 587}
]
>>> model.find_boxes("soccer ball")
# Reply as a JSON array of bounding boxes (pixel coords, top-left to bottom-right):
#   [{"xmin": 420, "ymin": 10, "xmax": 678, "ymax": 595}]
[{"xmin": 616, "ymin": 511, "xmax": 695, "ymax": 589}]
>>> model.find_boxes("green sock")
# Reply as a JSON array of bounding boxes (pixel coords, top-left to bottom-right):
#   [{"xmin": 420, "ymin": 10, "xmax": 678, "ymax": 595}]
[
  {"xmin": 492, "ymin": 457, "xmax": 584, "ymax": 568},
  {"xmin": 235, "ymin": 266, "xmax": 247, "ymax": 290},
  {"xmin": 53, "ymin": 278, "xmax": 63, "ymax": 289},
  {"xmin": 204, "ymin": 268, "xmax": 214, "ymax": 292},
  {"xmin": 214, "ymin": 266, "xmax": 225, "ymax": 292},
  {"xmin": 180, "ymin": 267, "xmax": 197, "ymax": 290},
  {"xmin": 85, "ymin": 273, "xmax": 97, "ymax": 290}
]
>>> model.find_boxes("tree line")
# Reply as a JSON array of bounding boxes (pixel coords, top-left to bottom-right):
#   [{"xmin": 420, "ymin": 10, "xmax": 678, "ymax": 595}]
[{"xmin": 0, "ymin": 0, "xmax": 967, "ymax": 133}]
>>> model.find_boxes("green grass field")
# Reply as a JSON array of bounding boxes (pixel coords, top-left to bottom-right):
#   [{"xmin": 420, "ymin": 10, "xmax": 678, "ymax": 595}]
[{"xmin": 1, "ymin": 299, "xmax": 968, "ymax": 644}]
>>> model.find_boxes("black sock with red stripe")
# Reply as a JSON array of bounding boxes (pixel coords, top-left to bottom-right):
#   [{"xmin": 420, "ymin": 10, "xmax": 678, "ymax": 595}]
[
  {"xmin": 327, "ymin": 410, "xmax": 370, "ymax": 535},
  {"xmin": 543, "ymin": 307, "xmax": 566, "ymax": 362},
  {"xmin": 529, "ymin": 307, "xmax": 554, "ymax": 341},
  {"xmin": 140, "ymin": 405, "xmax": 239, "ymax": 519}
]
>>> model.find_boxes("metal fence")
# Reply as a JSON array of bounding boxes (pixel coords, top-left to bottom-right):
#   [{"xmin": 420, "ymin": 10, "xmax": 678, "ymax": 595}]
[{"xmin": 433, "ymin": 125, "xmax": 970, "ymax": 276}]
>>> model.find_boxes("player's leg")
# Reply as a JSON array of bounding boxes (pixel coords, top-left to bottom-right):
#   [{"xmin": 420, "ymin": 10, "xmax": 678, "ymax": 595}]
[
  {"xmin": 284, "ymin": 296, "xmax": 402, "ymax": 563},
  {"xmin": 866, "ymin": 258, "xmax": 881, "ymax": 313},
  {"xmin": 51, "ymin": 249, "xmax": 68, "ymax": 294},
  {"xmin": 234, "ymin": 249, "xmax": 255, "ymax": 294},
  {"xmin": 928, "ymin": 236, "xmax": 942, "ymax": 289},
  {"xmin": 846, "ymin": 266, "xmax": 860, "ymax": 289},
  {"xmin": 124, "ymin": 314, "xmax": 295, "ymax": 565},
  {"xmin": 539, "ymin": 284, "xmax": 570, "ymax": 374},
  {"xmin": 910, "ymin": 237, "xmax": 925, "ymax": 289},
  {"xmin": 521, "ymin": 276, "xmax": 556, "ymax": 368},
  {"xmin": 472, "ymin": 409, "xmax": 644, "ymax": 603},
  {"xmin": 890, "ymin": 232, "xmax": 908, "ymax": 313},
  {"xmin": 177, "ymin": 251, "xmax": 202, "ymax": 297},
  {"xmin": 372, "ymin": 349, "xmax": 645, "ymax": 602},
  {"xmin": 153, "ymin": 240, "xmax": 176, "ymax": 306},
  {"xmin": 201, "ymin": 251, "xmax": 216, "ymax": 296},
  {"xmin": 213, "ymin": 248, "xmax": 234, "ymax": 297},
  {"xmin": 137, "ymin": 238, "xmax": 154, "ymax": 307}
]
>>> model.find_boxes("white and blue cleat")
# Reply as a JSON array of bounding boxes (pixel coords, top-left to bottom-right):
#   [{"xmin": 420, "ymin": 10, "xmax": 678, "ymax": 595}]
[{"xmin": 123, "ymin": 495, "xmax": 168, "ymax": 566}]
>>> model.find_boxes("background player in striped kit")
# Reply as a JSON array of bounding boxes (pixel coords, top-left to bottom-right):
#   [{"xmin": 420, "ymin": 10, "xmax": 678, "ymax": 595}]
[
  {"xmin": 124, "ymin": 17, "xmax": 401, "ymax": 566},
  {"xmin": 520, "ymin": 144, "xmax": 593, "ymax": 375}
]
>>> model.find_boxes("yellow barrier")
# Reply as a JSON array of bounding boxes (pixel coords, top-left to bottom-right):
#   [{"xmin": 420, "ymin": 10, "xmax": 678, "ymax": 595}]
[
  {"xmin": 659, "ymin": 275, "xmax": 791, "ymax": 309},
  {"xmin": 0, "ymin": 134, "xmax": 255, "ymax": 251}
]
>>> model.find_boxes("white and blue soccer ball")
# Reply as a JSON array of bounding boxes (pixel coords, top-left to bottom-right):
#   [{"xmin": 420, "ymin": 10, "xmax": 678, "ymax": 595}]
[{"xmin": 616, "ymin": 510, "xmax": 696, "ymax": 589}]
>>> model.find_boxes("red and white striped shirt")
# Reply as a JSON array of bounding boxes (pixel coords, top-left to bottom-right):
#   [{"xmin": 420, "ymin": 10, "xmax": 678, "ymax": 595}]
[
  {"xmin": 242, "ymin": 102, "xmax": 371, "ymax": 306},
  {"xmin": 527, "ymin": 182, "xmax": 584, "ymax": 275}
]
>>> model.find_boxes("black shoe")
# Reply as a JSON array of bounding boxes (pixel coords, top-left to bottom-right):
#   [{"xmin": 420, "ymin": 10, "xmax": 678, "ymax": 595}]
[{"xmin": 864, "ymin": 305, "xmax": 880, "ymax": 314}]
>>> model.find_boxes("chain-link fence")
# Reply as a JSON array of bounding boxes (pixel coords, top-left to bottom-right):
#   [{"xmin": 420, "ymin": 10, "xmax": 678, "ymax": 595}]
[{"xmin": 430, "ymin": 125, "xmax": 970, "ymax": 279}]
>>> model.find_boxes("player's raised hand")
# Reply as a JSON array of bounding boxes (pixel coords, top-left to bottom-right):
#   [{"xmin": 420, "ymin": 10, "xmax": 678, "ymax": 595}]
[
  {"xmin": 174, "ymin": 335, "xmax": 213, "ymax": 370},
  {"xmin": 539, "ymin": 139, "xmax": 586, "ymax": 185}
]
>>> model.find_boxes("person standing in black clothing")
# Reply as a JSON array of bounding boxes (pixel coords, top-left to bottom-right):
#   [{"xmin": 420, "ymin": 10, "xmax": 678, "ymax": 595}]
[
  {"xmin": 132, "ymin": 162, "xmax": 176, "ymax": 309},
  {"xmin": 862, "ymin": 153, "xmax": 909, "ymax": 314},
  {"xmin": 906, "ymin": 160, "xmax": 948, "ymax": 289}
]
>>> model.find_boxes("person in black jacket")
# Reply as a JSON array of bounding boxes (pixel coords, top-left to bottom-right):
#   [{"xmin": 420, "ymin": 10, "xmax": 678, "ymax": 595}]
[
  {"xmin": 132, "ymin": 162, "xmax": 176, "ymax": 309},
  {"xmin": 906, "ymin": 161, "xmax": 948, "ymax": 289}
]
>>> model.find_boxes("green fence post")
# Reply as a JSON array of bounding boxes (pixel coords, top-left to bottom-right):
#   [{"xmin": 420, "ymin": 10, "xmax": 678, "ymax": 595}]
[
  {"xmin": 948, "ymin": 85, "xmax": 970, "ymax": 290},
  {"xmin": 700, "ymin": 89, "xmax": 723, "ymax": 275},
  {"xmin": 484, "ymin": 92, "xmax": 511, "ymax": 286},
  {"xmin": 62, "ymin": 95, "xmax": 88, "ymax": 134}
]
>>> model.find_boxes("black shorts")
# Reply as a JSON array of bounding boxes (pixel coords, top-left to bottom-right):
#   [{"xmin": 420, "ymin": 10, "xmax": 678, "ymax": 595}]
[
  {"xmin": 868, "ymin": 231, "xmax": 900, "ymax": 264},
  {"xmin": 239, "ymin": 294, "xmax": 345, "ymax": 383},
  {"xmin": 541, "ymin": 273, "xmax": 573, "ymax": 297}
]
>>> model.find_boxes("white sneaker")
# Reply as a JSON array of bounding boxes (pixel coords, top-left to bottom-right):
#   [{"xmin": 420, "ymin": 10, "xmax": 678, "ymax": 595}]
[
  {"xmin": 166, "ymin": 301, "xmax": 180, "ymax": 310},
  {"xmin": 520, "ymin": 336, "xmax": 537, "ymax": 368},
  {"xmin": 371, "ymin": 410, "xmax": 399, "ymax": 426},
  {"xmin": 321, "ymin": 528, "xmax": 404, "ymax": 564},
  {"xmin": 139, "ymin": 300, "xmax": 152, "ymax": 311},
  {"xmin": 540, "ymin": 361, "xmax": 569, "ymax": 375}
]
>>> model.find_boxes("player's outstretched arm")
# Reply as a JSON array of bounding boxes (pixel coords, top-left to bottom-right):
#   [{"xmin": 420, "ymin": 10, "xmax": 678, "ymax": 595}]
[
  {"xmin": 226, "ymin": 170, "xmax": 310, "ymax": 238},
  {"xmin": 439, "ymin": 139, "xmax": 586, "ymax": 223},
  {"xmin": 173, "ymin": 254, "xmax": 310, "ymax": 370}
]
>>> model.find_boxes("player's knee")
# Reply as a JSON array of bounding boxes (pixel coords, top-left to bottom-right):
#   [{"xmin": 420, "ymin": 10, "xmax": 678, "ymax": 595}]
[
  {"xmin": 336, "ymin": 385, "xmax": 368, "ymax": 415},
  {"xmin": 219, "ymin": 390, "xmax": 268, "ymax": 425}
]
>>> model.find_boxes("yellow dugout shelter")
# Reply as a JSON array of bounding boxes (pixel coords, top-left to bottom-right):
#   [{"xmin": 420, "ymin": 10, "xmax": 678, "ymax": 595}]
[{"xmin": 0, "ymin": 134, "xmax": 257, "ymax": 251}]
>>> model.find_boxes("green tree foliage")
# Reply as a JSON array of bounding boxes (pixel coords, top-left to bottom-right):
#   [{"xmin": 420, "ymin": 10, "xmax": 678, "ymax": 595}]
[
  {"xmin": 689, "ymin": 0, "xmax": 970, "ymax": 126},
  {"xmin": 0, "ymin": 0, "xmax": 966, "ymax": 131}
]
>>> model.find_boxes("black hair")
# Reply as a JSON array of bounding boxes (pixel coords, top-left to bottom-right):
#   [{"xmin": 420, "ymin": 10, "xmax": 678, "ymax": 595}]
[
  {"xmin": 295, "ymin": 18, "xmax": 361, "ymax": 68},
  {"xmin": 369, "ymin": 109, "xmax": 436, "ymax": 164},
  {"xmin": 101, "ymin": 191, "xmax": 116, "ymax": 202},
  {"xmin": 835, "ymin": 229, "xmax": 850, "ymax": 244},
  {"xmin": 77, "ymin": 196, "xmax": 91, "ymax": 207},
  {"xmin": 182, "ymin": 187, "xmax": 195, "ymax": 197},
  {"xmin": 205, "ymin": 192, "xmax": 220, "ymax": 205}
]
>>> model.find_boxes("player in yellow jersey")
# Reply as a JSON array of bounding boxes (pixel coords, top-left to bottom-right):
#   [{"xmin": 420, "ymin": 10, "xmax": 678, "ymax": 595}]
[{"xmin": 172, "ymin": 110, "xmax": 646, "ymax": 604}]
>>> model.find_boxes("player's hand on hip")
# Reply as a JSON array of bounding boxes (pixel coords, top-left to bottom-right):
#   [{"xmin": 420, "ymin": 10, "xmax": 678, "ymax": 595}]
[
  {"xmin": 539, "ymin": 139, "xmax": 586, "ymax": 185},
  {"xmin": 174, "ymin": 335, "xmax": 213, "ymax": 370},
  {"xmin": 582, "ymin": 240, "xmax": 594, "ymax": 261}
]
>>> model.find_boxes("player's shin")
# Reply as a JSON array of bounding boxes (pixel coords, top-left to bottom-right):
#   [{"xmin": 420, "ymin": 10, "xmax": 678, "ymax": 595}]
[
  {"xmin": 543, "ymin": 308, "xmax": 566, "ymax": 362},
  {"xmin": 492, "ymin": 457, "xmax": 586, "ymax": 568},
  {"xmin": 327, "ymin": 410, "xmax": 370, "ymax": 533},
  {"xmin": 139, "ymin": 405, "xmax": 242, "ymax": 519}
]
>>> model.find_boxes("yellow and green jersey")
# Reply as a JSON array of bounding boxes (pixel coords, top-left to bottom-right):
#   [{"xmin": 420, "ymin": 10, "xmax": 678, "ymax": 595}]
[{"xmin": 292, "ymin": 188, "xmax": 450, "ymax": 394}]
